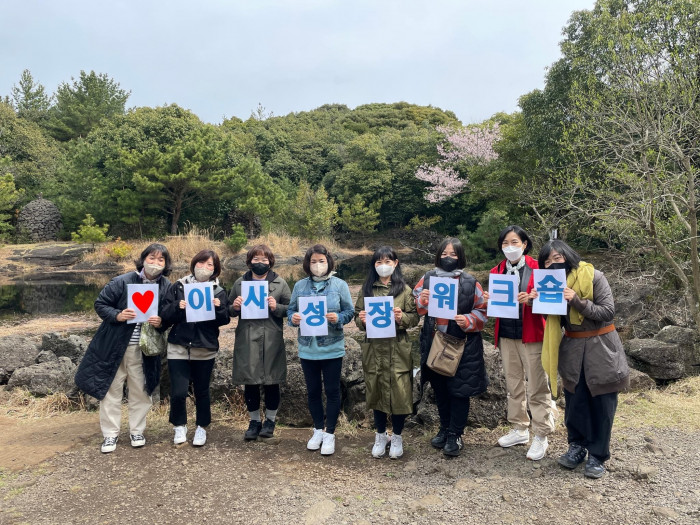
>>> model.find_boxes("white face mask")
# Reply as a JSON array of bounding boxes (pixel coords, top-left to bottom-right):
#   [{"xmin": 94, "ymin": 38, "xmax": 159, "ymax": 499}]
[
  {"xmin": 375, "ymin": 264, "xmax": 395, "ymax": 278},
  {"xmin": 310, "ymin": 262, "xmax": 328, "ymax": 277},
  {"xmin": 144, "ymin": 263, "xmax": 164, "ymax": 278},
  {"xmin": 502, "ymin": 245, "xmax": 524, "ymax": 262},
  {"xmin": 194, "ymin": 267, "xmax": 214, "ymax": 282}
]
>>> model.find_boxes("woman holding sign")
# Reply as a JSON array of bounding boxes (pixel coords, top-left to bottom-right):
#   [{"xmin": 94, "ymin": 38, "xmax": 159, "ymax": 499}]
[
  {"xmin": 229, "ymin": 244, "xmax": 291, "ymax": 441},
  {"xmin": 536, "ymin": 239, "xmax": 629, "ymax": 479},
  {"xmin": 288, "ymin": 244, "xmax": 354, "ymax": 456},
  {"xmin": 162, "ymin": 250, "xmax": 230, "ymax": 447},
  {"xmin": 75, "ymin": 243, "xmax": 173, "ymax": 453},
  {"xmin": 413, "ymin": 238, "xmax": 488, "ymax": 457},
  {"xmin": 484, "ymin": 225, "xmax": 556, "ymax": 461},
  {"xmin": 355, "ymin": 246, "xmax": 418, "ymax": 459}
]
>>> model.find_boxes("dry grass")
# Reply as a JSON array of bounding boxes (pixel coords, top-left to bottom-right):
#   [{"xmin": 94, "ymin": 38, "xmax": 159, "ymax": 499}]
[
  {"xmin": 248, "ymin": 231, "xmax": 372, "ymax": 258},
  {"xmin": 615, "ymin": 375, "xmax": 700, "ymax": 430},
  {"xmin": 2, "ymin": 389, "xmax": 81, "ymax": 418}
]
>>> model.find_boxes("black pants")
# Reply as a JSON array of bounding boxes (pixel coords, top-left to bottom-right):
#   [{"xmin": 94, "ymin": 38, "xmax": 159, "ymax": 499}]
[
  {"xmin": 374, "ymin": 410, "xmax": 407, "ymax": 435},
  {"xmin": 244, "ymin": 384, "xmax": 281, "ymax": 412},
  {"xmin": 300, "ymin": 357, "xmax": 343, "ymax": 434},
  {"xmin": 168, "ymin": 358, "xmax": 215, "ymax": 428},
  {"xmin": 564, "ymin": 368, "xmax": 619, "ymax": 462},
  {"xmin": 431, "ymin": 374, "xmax": 471, "ymax": 436}
]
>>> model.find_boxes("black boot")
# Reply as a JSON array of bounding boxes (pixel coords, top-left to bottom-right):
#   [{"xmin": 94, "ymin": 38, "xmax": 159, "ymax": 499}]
[
  {"xmin": 244, "ymin": 420, "xmax": 262, "ymax": 441},
  {"xmin": 430, "ymin": 428, "xmax": 448, "ymax": 449},
  {"xmin": 557, "ymin": 443, "xmax": 587, "ymax": 469},
  {"xmin": 259, "ymin": 418, "xmax": 276, "ymax": 438},
  {"xmin": 443, "ymin": 432, "xmax": 463, "ymax": 457}
]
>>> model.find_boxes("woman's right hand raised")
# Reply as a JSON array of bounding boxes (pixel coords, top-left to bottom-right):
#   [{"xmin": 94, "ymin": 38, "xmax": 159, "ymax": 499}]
[
  {"xmin": 117, "ymin": 308, "xmax": 136, "ymax": 322},
  {"xmin": 232, "ymin": 296, "xmax": 243, "ymax": 311},
  {"xmin": 291, "ymin": 313, "xmax": 302, "ymax": 326}
]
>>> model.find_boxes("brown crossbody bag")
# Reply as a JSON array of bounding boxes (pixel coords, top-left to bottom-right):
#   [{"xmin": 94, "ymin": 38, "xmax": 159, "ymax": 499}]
[{"xmin": 426, "ymin": 330, "xmax": 465, "ymax": 377}]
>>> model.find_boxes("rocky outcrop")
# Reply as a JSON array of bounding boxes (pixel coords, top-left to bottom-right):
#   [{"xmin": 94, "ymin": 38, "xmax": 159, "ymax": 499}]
[
  {"xmin": 0, "ymin": 336, "xmax": 40, "ymax": 383},
  {"xmin": 41, "ymin": 333, "xmax": 89, "ymax": 363},
  {"xmin": 8, "ymin": 244, "xmax": 94, "ymax": 268},
  {"xmin": 625, "ymin": 325, "xmax": 700, "ymax": 380},
  {"xmin": 7, "ymin": 357, "xmax": 76, "ymax": 395}
]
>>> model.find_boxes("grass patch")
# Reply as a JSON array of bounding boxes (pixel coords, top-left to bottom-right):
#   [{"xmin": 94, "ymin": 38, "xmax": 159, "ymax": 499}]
[
  {"xmin": 248, "ymin": 231, "xmax": 371, "ymax": 258},
  {"xmin": 615, "ymin": 376, "xmax": 700, "ymax": 430},
  {"xmin": 2, "ymin": 389, "xmax": 82, "ymax": 418}
]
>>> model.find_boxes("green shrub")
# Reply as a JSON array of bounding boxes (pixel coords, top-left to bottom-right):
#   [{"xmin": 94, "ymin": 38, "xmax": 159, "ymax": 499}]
[
  {"xmin": 71, "ymin": 214, "xmax": 110, "ymax": 247},
  {"xmin": 103, "ymin": 237, "xmax": 133, "ymax": 260},
  {"xmin": 224, "ymin": 224, "xmax": 248, "ymax": 253}
]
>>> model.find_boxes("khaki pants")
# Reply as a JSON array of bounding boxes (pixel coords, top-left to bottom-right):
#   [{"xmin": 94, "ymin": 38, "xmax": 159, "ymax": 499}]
[
  {"xmin": 99, "ymin": 345, "xmax": 152, "ymax": 437},
  {"xmin": 500, "ymin": 338, "xmax": 555, "ymax": 437}
]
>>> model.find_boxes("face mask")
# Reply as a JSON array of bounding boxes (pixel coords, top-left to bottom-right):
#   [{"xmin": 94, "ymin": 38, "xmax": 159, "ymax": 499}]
[
  {"xmin": 502, "ymin": 245, "xmax": 524, "ymax": 262},
  {"xmin": 144, "ymin": 263, "xmax": 164, "ymax": 278},
  {"xmin": 311, "ymin": 263, "xmax": 328, "ymax": 277},
  {"xmin": 439, "ymin": 257, "xmax": 459, "ymax": 272},
  {"xmin": 194, "ymin": 267, "xmax": 214, "ymax": 282},
  {"xmin": 375, "ymin": 264, "xmax": 395, "ymax": 278},
  {"xmin": 251, "ymin": 262, "xmax": 270, "ymax": 276},
  {"xmin": 547, "ymin": 262, "xmax": 567, "ymax": 271}
]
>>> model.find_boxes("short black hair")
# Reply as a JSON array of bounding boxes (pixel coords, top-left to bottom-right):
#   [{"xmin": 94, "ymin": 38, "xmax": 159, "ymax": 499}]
[
  {"xmin": 362, "ymin": 245, "xmax": 407, "ymax": 298},
  {"xmin": 246, "ymin": 244, "xmax": 275, "ymax": 268},
  {"xmin": 302, "ymin": 244, "xmax": 334, "ymax": 276},
  {"xmin": 497, "ymin": 225, "xmax": 533, "ymax": 255},
  {"xmin": 190, "ymin": 249, "xmax": 222, "ymax": 279},
  {"xmin": 537, "ymin": 240, "xmax": 581, "ymax": 270},
  {"xmin": 135, "ymin": 243, "xmax": 173, "ymax": 277},
  {"xmin": 435, "ymin": 237, "xmax": 467, "ymax": 269}
]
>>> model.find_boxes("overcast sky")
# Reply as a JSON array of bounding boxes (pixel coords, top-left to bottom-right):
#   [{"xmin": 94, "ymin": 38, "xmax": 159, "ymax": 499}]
[{"xmin": 1, "ymin": 0, "xmax": 595, "ymax": 125}]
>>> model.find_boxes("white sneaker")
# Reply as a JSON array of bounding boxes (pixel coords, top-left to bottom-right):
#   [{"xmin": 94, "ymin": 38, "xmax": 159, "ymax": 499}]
[
  {"xmin": 173, "ymin": 425, "xmax": 187, "ymax": 445},
  {"xmin": 389, "ymin": 434, "xmax": 403, "ymax": 459},
  {"xmin": 192, "ymin": 426, "xmax": 207, "ymax": 446},
  {"xmin": 498, "ymin": 428, "xmax": 529, "ymax": 448},
  {"xmin": 372, "ymin": 432, "xmax": 389, "ymax": 458},
  {"xmin": 307, "ymin": 428, "xmax": 324, "ymax": 451},
  {"xmin": 527, "ymin": 435, "xmax": 549, "ymax": 460},
  {"xmin": 320, "ymin": 432, "xmax": 336, "ymax": 455},
  {"xmin": 101, "ymin": 436, "xmax": 118, "ymax": 453},
  {"xmin": 130, "ymin": 434, "xmax": 146, "ymax": 448}
]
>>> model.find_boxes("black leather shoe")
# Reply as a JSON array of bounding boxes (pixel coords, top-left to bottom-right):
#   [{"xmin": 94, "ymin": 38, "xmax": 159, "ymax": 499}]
[
  {"xmin": 244, "ymin": 420, "xmax": 262, "ymax": 441},
  {"xmin": 443, "ymin": 433, "xmax": 463, "ymax": 457},
  {"xmin": 557, "ymin": 443, "xmax": 587, "ymax": 469},
  {"xmin": 584, "ymin": 456, "xmax": 606, "ymax": 479},
  {"xmin": 259, "ymin": 418, "xmax": 276, "ymax": 438},
  {"xmin": 430, "ymin": 428, "xmax": 448, "ymax": 449}
]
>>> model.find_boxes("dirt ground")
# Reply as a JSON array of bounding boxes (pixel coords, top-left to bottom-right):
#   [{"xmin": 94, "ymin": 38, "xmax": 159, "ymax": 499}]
[{"xmin": 0, "ymin": 404, "xmax": 698, "ymax": 525}]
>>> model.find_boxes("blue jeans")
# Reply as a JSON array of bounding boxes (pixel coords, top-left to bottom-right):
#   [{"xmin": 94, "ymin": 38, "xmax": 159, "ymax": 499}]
[{"xmin": 300, "ymin": 357, "xmax": 343, "ymax": 434}]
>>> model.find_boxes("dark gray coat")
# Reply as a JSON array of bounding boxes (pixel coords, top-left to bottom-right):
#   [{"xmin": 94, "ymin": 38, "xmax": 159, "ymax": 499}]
[
  {"xmin": 75, "ymin": 271, "xmax": 172, "ymax": 400},
  {"xmin": 229, "ymin": 271, "xmax": 291, "ymax": 385},
  {"xmin": 559, "ymin": 269, "xmax": 630, "ymax": 396}
]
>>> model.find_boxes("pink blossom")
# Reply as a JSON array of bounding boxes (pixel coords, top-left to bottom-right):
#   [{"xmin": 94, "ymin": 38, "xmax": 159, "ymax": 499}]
[{"xmin": 416, "ymin": 123, "xmax": 500, "ymax": 203}]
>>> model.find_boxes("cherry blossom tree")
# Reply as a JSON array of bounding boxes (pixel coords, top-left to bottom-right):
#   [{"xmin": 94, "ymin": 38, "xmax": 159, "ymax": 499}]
[{"xmin": 416, "ymin": 123, "xmax": 500, "ymax": 203}]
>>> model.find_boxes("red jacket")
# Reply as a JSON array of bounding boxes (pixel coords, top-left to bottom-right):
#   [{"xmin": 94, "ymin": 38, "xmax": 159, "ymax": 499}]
[{"xmin": 490, "ymin": 255, "xmax": 545, "ymax": 347}]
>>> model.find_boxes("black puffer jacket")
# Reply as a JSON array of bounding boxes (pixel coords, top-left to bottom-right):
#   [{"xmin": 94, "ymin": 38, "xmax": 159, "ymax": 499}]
[
  {"xmin": 161, "ymin": 278, "xmax": 231, "ymax": 350},
  {"xmin": 75, "ymin": 271, "xmax": 172, "ymax": 400},
  {"xmin": 419, "ymin": 271, "xmax": 489, "ymax": 398}
]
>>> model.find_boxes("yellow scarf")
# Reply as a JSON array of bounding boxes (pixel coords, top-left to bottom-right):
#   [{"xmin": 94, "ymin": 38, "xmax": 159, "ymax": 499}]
[{"xmin": 541, "ymin": 261, "xmax": 595, "ymax": 397}]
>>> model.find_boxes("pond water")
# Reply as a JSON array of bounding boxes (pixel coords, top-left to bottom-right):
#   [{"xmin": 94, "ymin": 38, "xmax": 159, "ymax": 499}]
[{"xmin": 0, "ymin": 253, "xmax": 432, "ymax": 319}]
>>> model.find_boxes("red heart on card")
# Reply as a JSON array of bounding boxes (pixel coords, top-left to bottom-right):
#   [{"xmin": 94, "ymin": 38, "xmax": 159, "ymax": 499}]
[{"xmin": 132, "ymin": 291, "xmax": 155, "ymax": 313}]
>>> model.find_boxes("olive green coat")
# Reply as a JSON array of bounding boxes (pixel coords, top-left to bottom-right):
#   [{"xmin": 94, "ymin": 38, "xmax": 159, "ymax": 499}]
[
  {"xmin": 354, "ymin": 282, "xmax": 419, "ymax": 415},
  {"xmin": 229, "ymin": 272, "xmax": 291, "ymax": 385}
]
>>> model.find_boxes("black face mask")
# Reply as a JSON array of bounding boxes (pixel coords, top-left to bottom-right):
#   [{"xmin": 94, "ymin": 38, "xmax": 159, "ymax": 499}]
[
  {"xmin": 251, "ymin": 263, "xmax": 270, "ymax": 276},
  {"xmin": 439, "ymin": 257, "xmax": 459, "ymax": 272},
  {"xmin": 547, "ymin": 262, "xmax": 567, "ymax": 271}
]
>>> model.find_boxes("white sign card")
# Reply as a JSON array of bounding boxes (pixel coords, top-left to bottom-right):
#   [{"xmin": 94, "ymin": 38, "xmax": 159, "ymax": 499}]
[
  {"xmin": 532, "ymin": 269, "xmax": 568, "ymax": 315},
  {"xmin": 241, "ymin": 281, "xmax": 269, "ymax": 319},
  {"xmin": 298, "ymin": 296, "xmax": 328, "ymax": 336},
  {"xmin": 427, "ymin": 276, "xmax": 458, "ymax": 319},
  {"xmin": 126, "ymin": 283, "xmax": 159, "ymax": 323},
  {"xmin": 487, "ymin": 274, "xmax": 520, "ymax": 319},
  {"xmin": 184, "ymin": 282, "xmax": 216, "ymax": 323},
  {"xmin": 365, "ymin": 295, "xmax": 396, "ymax": 338}
]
